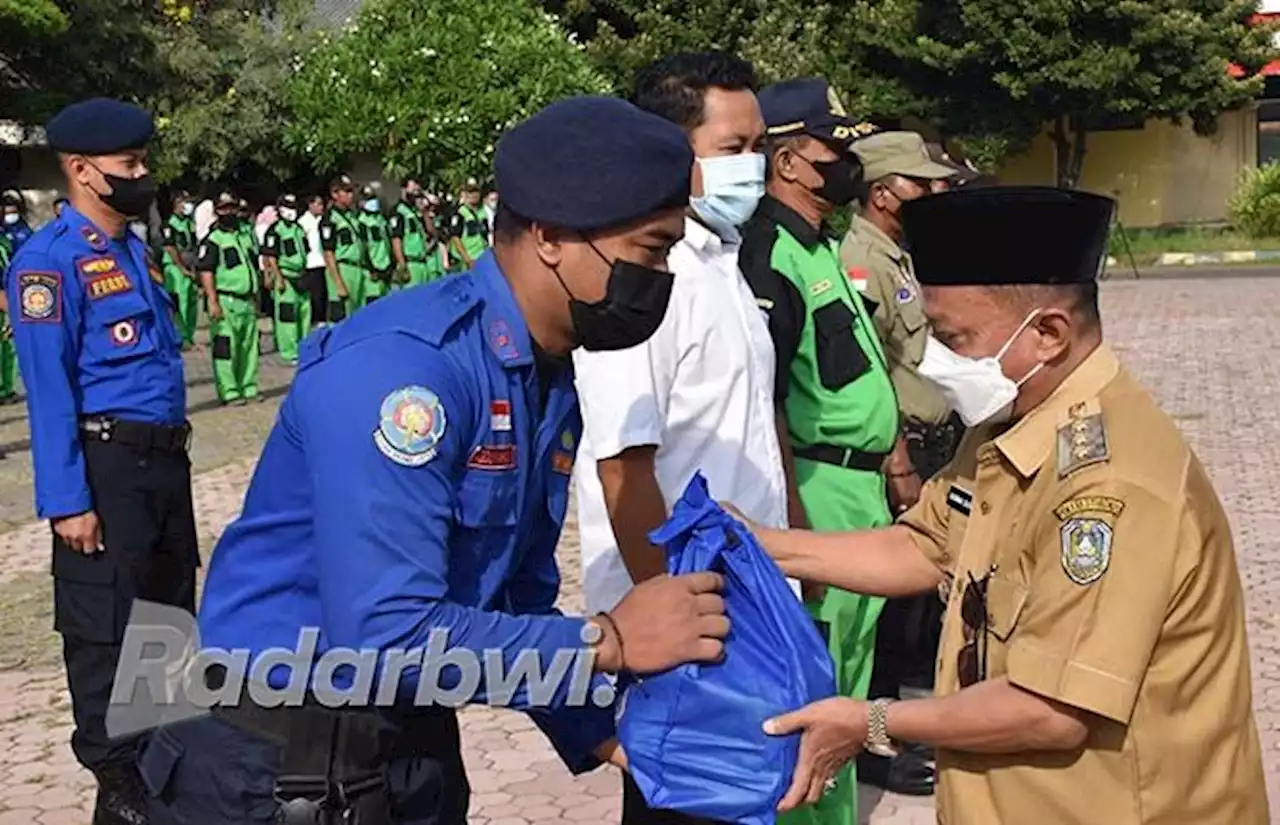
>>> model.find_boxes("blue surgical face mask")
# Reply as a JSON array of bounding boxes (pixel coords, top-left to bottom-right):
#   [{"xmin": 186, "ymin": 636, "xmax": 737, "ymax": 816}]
[
  {"xmin": 363, "ymin": 199, "xmax": 380, "ymax": 213},
  {"xmin": 690, "ymin": 152, "xmax": 766, "ymax": 239}
]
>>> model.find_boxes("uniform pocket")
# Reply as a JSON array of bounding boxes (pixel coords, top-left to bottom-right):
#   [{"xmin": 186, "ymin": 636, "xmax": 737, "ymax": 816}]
[
  {"xmin": 454, "ymin": 472, "xmax": 521, "ymax": 528},
  {"xmin": 85, "ymin": 293, "xmax": 159, "ymax": 365},
  {"xmin": 545, "ymin": 471, "xmax": 570, "ymax": 527},
  {"xmin": 53, "ymin": 544, "xmax": 120, "ymax": 643},
  {"xmin": 812, "ymin": 300, "xmax": 871, "ymax": 390},
  {"xmin": 985, "ymin": 575, "xmax": 1029, "ymax": 643},
  {"xmin": 278, "ymin": 302, "xmax": 297, "ymax": 323}
]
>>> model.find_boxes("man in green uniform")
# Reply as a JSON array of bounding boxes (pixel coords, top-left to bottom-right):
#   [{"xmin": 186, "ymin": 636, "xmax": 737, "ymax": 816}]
[
  {"xmin": 739, "ymin": 78, "xmax": 906, "ymax": 825},
  {"xmin": 447, "ymin": 177, "xmax": 489, "ymax": 270},
  {"xmin": 261, "ymin": 193, "xmax": 311, "ymax": 365},
  {"xmin": 319, "ymin": 174, "xmax": 360, "ymax": 319},
  {"xmin": 423, "ymin": 193, "xmax": 451, "ymax": 278},
  {"xmin": 197, "ymin": 193, "xmax": 260, "ymax": 405},
  {"xmin": 838, "ymin": 130, "xmax": 960, "ymax": 797},
  {"xmin": 161, "ymin": 190, "xmax": 199, "ymax": 348},
  {"xmin": 355, "ymin": 185, "xmax": 394, "ymax": 303},
  {"xmin": 390, "ymin": 177, "xmax": 435, "ymax": 287},
  {"xmin": 0, "ymin": 232, "xmax": 16, "ymax": 406}
]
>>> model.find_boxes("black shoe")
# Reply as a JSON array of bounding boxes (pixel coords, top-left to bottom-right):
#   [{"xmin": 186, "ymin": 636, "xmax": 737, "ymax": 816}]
[
  {"xmin": 857, "ymin": 743, "xmax": 935, "ymax": 797},
  {"xmin": 92, "ymin": 763, "xmax": 149, "ymax": 825}
]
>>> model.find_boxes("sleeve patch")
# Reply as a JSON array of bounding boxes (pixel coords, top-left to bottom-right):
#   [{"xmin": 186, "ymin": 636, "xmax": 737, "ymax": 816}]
[
  {"xmin": 1060, "ymin": 518, "xmax": 1112, "ymax": 585},
  {"xmin": 18, "ymin": 272, "xmax": 62, "ymax": 323},
  {"xmin": 373, "ymin": 386, "xmax": 447, "ymax": 467},
  {"xmin": 1054, "ymin": 496, "xmax": 1125, "ymax": 521}
]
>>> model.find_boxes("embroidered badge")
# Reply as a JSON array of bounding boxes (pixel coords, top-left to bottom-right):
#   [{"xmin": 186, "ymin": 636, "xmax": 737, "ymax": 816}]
[
  {"xmin": 78, "ymin": 256, "xmax": 119, "ymax": 276},
  {"xmin": 488, "ymin": 320, "xmax": 519, "ymax": 361},
  {"xmin": 1054, "ymin": 496, "xmax": 1125, "ymax": 521},
  {"xmin": 895, "ymin": 286, "xmax": 913, "ymax": 304},
  {"xmin": 846, "ymin": 267, "xmax": 869, "ymax": 293},
  {"xmin": 756, "ymin": 297, "xmax": 775, "ymax": 311},
  {"xmin": 80, "ymin": 226, "xmax": 109, "ymax": 252},
  {"xmin": 110, "ymin": 319, "xmax": 138, "ymax": 346},
  {"xmin": 86, "ymin": 273, "xmax": 133, "ymax": 300},
  {"xmin": 467, "ymin": 444, "xmax": 517, "ymax": 470},
  {"xmin": 1060, "ymin": 518, "xmax": 1112, "ymax": 585},
  {"xmin": 1056, "ymin": 411, "xmax": 1110, "ymax": 478},
  {"xmin": 560, "ymin": 430, "xmax": 575, "ymax": 451},
  {"xmin": 552, "ymin": 451, "xmax": 574, "ymax": 475},
  {"xmin": 809, "ymin": 279, "xmax": 832, "ymax": 297},
  {"xmin": 946, "ymin": 485, "xmax": 973, "ymax": 516},
  {"xmin": 490, "ymin": 400, "xmax": 512, "ymax": 432},
  {"xmin": 373, "ymin": 386, "xmax": 447, "ymax": 467},
  {"xmin": 18, "ymin": 272, "xmax": 60, "ymax": 323}
]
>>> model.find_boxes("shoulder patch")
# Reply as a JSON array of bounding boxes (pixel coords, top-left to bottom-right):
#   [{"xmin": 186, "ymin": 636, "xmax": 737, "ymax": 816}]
[
  {"xmin": 846, "ymin": 266, "xmax": 870, "ymax": 293},
  {"xmin": 18, "ymin": 272, "xmax": 61, "ymax": 323},
  {"xmin": 1056, "ymin": 409, "xmax": 1109, "ymax": 478},
  {"xmin": 1054, "ymin": 496, "xmax": 1125, "ymax": 521},
  {"xmin": 79, "ymin": 226, "xmax": 109, "ymax": 252},
  {"xmin": 374, "ymin": 386, "xmax": 447, "ymax": 467},
  {"xmin": 1060, "ymin": 517, "xmax": 1112, "ymax": 585}
]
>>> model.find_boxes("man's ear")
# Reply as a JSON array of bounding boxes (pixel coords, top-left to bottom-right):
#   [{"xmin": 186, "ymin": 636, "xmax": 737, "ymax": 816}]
[
  {"xmin": 1033, "ymin": 307, "xmax": 1073, "ymax": 363},
  {"xmin": 531, "ymin": 221, "xmax": 569, "ymax": 269}
]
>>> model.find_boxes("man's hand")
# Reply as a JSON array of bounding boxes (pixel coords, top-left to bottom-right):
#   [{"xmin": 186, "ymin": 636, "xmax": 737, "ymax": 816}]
[
  {"xmin": 208, "ymin": 300, "xmax": 224, "ymax": 321},
  {"xmin": 886, "ymin": 470, "xmax": 922, "ymax": 516},
  {"xmin": 53, "ymin": 511, "xmax": 104, "ymax": 555},
  {"xmin": 335, "ymin": 282, "xmax": 349, "ymax": 299},
  {"xmin": 592, "ymin": 738, "xmax": 628, "ymax": 770},
  {"xmin": 765, "ymin": 697, "xmax": 866, "ymax": 812},
  {"xmin": 600, "ymin": 572, "xmax": 727, "ymax": 674}
]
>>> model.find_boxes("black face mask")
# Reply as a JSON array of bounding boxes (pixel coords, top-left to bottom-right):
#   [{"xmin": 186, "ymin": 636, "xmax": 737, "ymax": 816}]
[
  {"xmin": 87, "ymin": 161, "xmax": 157, "ymax": 218},
  {"xmin": 807, "ymin": 153, "xmax": 862, "ymax": 207},
  {"xmin": 553, "ymin": 241, "xmax": 673, "ymax": 352},
  {"xmin": 217, "ymin": 213, "xmax": 239, "ymax": 230}
]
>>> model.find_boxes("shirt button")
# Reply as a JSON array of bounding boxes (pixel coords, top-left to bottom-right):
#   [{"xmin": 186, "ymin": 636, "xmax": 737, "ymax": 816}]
[
  {"xmin": 938, "ymin": 551, "xmax": 951, "ymax": 564},
  {"xmin": 980, "ymin": 502, "xmax": 991, "ymax": 515}
]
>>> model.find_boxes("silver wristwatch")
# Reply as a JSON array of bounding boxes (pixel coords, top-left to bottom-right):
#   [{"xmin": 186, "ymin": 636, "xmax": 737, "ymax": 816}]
[{"xmin": 865, "ymin": 698, "xmax": 898, "ymax": 757}]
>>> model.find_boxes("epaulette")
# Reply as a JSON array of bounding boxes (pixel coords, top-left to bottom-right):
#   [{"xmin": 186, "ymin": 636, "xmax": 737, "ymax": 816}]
[{"xmin": 1056, "ymin": 398, "xmax": 1110, "ymax": 478}]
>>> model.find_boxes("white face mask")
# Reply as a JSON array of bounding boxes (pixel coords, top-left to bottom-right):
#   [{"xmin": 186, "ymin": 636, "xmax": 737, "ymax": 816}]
[
  {"xmin": 2, "ymin": 213, "xmax": 17, "ymax": 226},
  {"xmin": 690, "ymin": 152, "xmax": 766, "ymax": 239},
  {"xmin": 181, "ymin": 202, "xmax": 195, "ymax": 217},
  {"xmin": 279, "ymin": 207, "xmax": 297, "ymax": 222},
  {"xmin": 918, "ymin": 309, "xmax": 1045, "ymax": 427}
]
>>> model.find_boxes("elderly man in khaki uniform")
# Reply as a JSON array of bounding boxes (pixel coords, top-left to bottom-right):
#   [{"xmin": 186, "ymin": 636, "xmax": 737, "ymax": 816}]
[
  {"xmin": 838, "ymin": 130, "xmax": 962, "ymax": 796},
  {"xmin": 747, "ymin": 186, "xmax": 1268, "ymax": 824}
]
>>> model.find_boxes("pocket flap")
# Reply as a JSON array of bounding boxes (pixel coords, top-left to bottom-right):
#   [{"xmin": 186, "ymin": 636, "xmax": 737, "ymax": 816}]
[
  {"xmin": 812, "ymin": 300, "xmax": 855, "ymax": 337},
  {"xmin": 454, "ymin": 471, "xmax": 521, "ymax": 528},
  {"xmin": 985, "ymin": 575, "xmax": 1029, "ymax": 643},
  {"xmin": 92, "ymin": 290, "xmax": 153, "ymax": 326},
  {"xmin": 138, "ymin": 727, "xmax": 184, "ymax": 798}
]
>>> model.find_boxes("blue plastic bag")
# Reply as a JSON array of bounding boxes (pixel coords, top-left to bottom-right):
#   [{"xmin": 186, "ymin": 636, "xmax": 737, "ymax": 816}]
[{"xmin": 617, "ymin": 472, "xmax": 837, "ymax": 825}]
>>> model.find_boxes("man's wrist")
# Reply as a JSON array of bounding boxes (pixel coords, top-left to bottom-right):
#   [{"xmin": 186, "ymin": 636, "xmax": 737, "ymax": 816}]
[{"xmin": 588, "ymin": 615, "xmax": 623, "ymax": 673}]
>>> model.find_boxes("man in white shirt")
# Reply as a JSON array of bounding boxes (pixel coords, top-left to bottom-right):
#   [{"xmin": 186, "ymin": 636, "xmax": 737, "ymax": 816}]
[
  {"xmin": 297, "ymin": 194, "xmax": 328, "ymax": 327},
  {"xmin": 572, "ymin": 52, "xmax": 810, "ymax": 825}
]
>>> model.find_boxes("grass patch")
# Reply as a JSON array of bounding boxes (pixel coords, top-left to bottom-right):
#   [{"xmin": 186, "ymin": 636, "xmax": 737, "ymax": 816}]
[
  {"xmin": 0, "ymin": 571, "xmax": 60, "ymax": 672},
  {"xmin": 1108, "ymin": 226, "xmax": 1280, "ymax": 266}
]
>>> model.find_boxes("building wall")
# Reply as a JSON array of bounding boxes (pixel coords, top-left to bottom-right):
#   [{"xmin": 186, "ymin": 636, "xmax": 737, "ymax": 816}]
[
  {"xmin": 997, "ymin": 109, "xmax": 1257, "ymax": 228},
  {"xmin": 4, "ymin": 147, "xmax": 64, "ymax": 228}
]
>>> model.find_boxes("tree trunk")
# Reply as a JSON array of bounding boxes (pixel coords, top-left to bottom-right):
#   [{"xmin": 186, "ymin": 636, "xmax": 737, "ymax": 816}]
[
  {"xmin": 1051, "ymin": 116, "xmax": 1070, "ymax": 188},
  {"xmin": 1050, "ymin": 116, "xmax": 1090, "ymax": 189},
  {"xmin": 1066, "ymin": 120, "xmax": 1088, "ymax": 190}
]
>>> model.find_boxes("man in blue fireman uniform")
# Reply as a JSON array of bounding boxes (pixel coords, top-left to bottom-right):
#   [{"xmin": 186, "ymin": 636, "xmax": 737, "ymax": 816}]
[
  {"xmin": 142, "ymin": 96, "xmax": 731, "ymax": 825},
  {"xmin": 8, "ymin": 99, "xmax": 196, "ymax": 825}
]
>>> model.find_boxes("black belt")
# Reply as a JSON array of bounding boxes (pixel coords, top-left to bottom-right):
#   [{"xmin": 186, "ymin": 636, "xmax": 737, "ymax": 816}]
[
  {"xmin": 794, "ymin": 443, "xmax": 889, "ymax": 473},
  {"xmin": 79, "ymin": 416, "xmax": 191, "ymax": 454},
  {"xmin": 216, "ymin": 289, "xmax": 254, "ymax": 299}
]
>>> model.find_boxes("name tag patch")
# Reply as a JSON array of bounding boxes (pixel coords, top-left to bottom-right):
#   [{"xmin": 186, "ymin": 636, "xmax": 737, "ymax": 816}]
[
  {"xmin": 467, "ymin": 444, "xmax": 516, "ymax": 470},
  {"xmin": 86, "ymin": 272, "xmax": 133, "ymax": 300},
  {"xmin": 946, "ymin": 485, "xmax": 973, "ymax": 516},
  {"xmin": 78, "ymin": 255, "xmax": 119, "ymax": 276},
  {"xmin": 18, "ymin": 272, "xmax": 61, "ymax": 323}
]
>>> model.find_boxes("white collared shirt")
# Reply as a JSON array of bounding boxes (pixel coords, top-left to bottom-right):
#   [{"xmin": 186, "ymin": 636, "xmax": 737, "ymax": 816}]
[{"xmin": 572, "ymin": 217, "xmax": 794, "ymax": 615}]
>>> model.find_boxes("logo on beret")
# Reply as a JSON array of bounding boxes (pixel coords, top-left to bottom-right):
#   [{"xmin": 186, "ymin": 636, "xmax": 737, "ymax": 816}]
[
  {"xmin": 374, "ymin": 386, "xmax": 447, "ymax": 467},
  {"xmin": 80, "ymin": 226, "xmax": 109, "ymax": 252},
  {"xmin": 110, "ymin": 319, "xmax": 138, "ymax": 346},
  {"xmin": 18, "ymin": 272, "xmax": 60, "ymax": 323},
  {"xmin": 827, "ymin": 86, "xmax": 848, "ymax": 119}
]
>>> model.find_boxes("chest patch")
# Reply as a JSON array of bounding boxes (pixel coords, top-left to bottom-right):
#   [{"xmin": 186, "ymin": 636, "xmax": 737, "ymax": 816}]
[
  {"xmin": 467, "ymin": 444, "xmax": 516, "ymax": 471},
  {"xmin": 1060, "ymin": 518, "xmax": 1112, "ymax": 585},
  {"xmin": 946, "ymin": 485, "xmax": 973, "ymax": 516},
  {"xmin": 86, "ymin": 272, "xmax": 134, "ymax": 300},
  {"xmin": 80, "ymin": 226, "xmax": 109, "ymax": 251},
  {"xmin": 490, "ymin": 400, "xmax": 512, "ymax": 432},
  {"xmin": 487, "ymin": 319, "xmax": 519, "ymax": 362},
  {"xmin": 110, "ymin": 319, "xmax": 138, "ymax": 346},
  {"xmin": 895, "ymin": 285, "xmax": 913, "ymax": 304},
  {"xmin": 374, "ymin": 386, "xmax": 447, "ymax": 467},
  {"xmin": 78, "ymin": 255, "xmax": 119, "ymax": 276},
  {"xmin": 18, "ymin": 272, "xmax": 61, "ymax": 323}
]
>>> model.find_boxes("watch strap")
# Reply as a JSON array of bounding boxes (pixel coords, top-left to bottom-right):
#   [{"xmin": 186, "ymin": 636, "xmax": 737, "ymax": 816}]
[{"xmin": 865, "ymin": 698, "xmax": 898, "ymax": 757}]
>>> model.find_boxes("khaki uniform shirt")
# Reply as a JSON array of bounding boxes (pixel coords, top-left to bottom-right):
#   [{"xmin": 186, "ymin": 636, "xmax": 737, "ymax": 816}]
[
  {"xmin": 839, "ymin": 214, "xmax": 949, "ymax": 424},
  {"xmin": 899, "ymin": 345, "xmax": 1267, "ymax": 825}
]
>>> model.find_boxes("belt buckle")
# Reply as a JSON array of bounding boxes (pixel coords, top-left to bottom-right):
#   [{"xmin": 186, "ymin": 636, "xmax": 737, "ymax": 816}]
[
  {"xmin": 841, "ymin": 447, "xmax": 854, "ymax": 469},
  {"xmin": 181, "ymin": 421, "xmax": 193, "ymax": 453}
]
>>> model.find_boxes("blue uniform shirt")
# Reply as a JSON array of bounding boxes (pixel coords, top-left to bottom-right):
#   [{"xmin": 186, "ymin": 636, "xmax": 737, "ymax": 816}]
[
  {"xmin": 198, "ymin": 252, "xmax": 616, "ymax": 772},
  {"xmin": 3, "ymin": 219, "xmax": 34, "ymax": 257},
  {"xmin": 9, "ymin": 206, "xmax": 186, "ymax": 519}
]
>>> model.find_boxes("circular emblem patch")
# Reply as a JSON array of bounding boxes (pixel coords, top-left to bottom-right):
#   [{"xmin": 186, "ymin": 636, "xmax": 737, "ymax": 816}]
[
  {"xmin": 1060, "ymin": 518, "xmax": 1112, "ymax": 585},
  {"xmin": 895, "ymin": 286, "xmax": 913, "ymax": 304},
  {"xmin": 21, "ymin": 283, "xmax": 55, "ymax": 319},
  {"xmin": 560, "ymin": 430, "xmax": 575, "ymax": 451},
  {"xmin": 374, "ymin": 386, "xmax": 447, "ymax": 467},
  {"xmin": 111, "ymin": 320, "xmax": 137, "ymax": 346}
]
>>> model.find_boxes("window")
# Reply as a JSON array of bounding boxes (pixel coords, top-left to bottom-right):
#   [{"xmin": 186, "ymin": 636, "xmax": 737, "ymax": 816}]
[{"xmin": 1258, "ymin": 100, "xmax": 1280, "ymax": 166}]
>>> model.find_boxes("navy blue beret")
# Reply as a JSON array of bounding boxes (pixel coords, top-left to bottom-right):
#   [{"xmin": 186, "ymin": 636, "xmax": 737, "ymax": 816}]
[
  {"xmin": 45, "ymin": 98, "xmax": 155, "ymax": 155},
  {"xmin": 495, "ymin": 96, "xmax": 692, "ymax": 232},
  {"xmin": 758, "ymin": 78, "xmax": 878, "ymax": 148},
  {"xmin": 903, "ymin": 186, "xmax": 1116, "ymax": 286}
]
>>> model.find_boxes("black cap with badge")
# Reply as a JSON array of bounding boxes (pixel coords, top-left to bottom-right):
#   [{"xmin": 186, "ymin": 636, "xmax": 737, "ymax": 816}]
[
  {"xmin": 757, "ymin": 78, "xmax": 879, "ymax": 148},
  {"xmin": 903, "ymin": 186, "xmax": 1116, "ymax": 286}
]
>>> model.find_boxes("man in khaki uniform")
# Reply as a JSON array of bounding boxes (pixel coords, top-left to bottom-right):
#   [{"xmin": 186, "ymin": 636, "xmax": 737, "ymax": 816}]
[
  {"xmin": 838, "ymin": 131, "xmax": 964, "ymax": 796},
  {"xmin": 748, "ymin": 186, "xmax": 1268, "ymax": 824}
]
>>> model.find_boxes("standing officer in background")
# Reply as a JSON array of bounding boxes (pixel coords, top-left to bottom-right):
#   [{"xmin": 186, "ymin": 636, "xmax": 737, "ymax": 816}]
[
  {"xmin": 161, "ymin": 190, "xmax": 200, "ymax": 349},
  {"xmin": 197, "ymin": 193, "xmax": 261, "ymax": 405},
  {"xmin": 0, "ymin": 231, "xmax": 16, "ymax": 408},
  {"xmin": 144, "ymin": 96, "xmax": 729, "ymax": 825},
  {"xmin": 357, "ymin": 184, "xmax": 395, "ymax": 303},
  {"xmin": 262, "ymin": 193, "xmax": 311, "ymax": 365},
  {"xmin": 2, "ymin": 191, "xmax": 34, "ymax": 253},
  {"xmin": 9, "ymin": 98, "xmax": 197, "ymax": 825},
  {"xmin": 838, "ymin": 131, "xmax": 959, "ymax": 796},
  {"xmin": 749, "ymin": 187, "xmax": 1268, "ymax": 825},
  {"xmin": 448, "ymin": 177, "xmax": 489, "ymax": 271},
  {"xmin": 391, "ymin": 177, "xmax": 435, "ymax": 287},
  {"xmin": 320, "ymin": 174, "xmax": 361, "ymax": 319},
  {"xmin": 739, "ymin": 78, "xmax": 899, "ymax": 825}
]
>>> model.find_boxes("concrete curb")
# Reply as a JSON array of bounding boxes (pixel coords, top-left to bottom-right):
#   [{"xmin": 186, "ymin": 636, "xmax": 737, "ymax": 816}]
[{"xmin": 1105, "ymin": 250, "xmax": 1280, "ymax": 268}]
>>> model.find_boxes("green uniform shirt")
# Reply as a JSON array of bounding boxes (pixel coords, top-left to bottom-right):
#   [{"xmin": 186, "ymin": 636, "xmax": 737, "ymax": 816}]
[
  {"xmin": 740, "ymin": 196, "xmax": 899, "ymax": 455},
  {"xmin": 390, "ymin": 201, "xmax": 429, "ymax": 261},
  {"xmin": 357, "ymin": 209, "xmax": 394, "ymax": 274},
  {"xmin": 840, "ymin": 213, "xmax": 950, "ymax": 425},
  {"xmin": 162, "ymin": 214, "xmax": 196, "ymax": 270},
  {"xmin": 197, "ymin": 228, "xmax": 257, "ymax": 296},
  {"xmin": 262, "ymin": 218, "xmax": 308, "ymax": 275},
  {"xmin": 320, "ymin": 207, "xmax": 364, "ymax": 267},
  {"xmin": 451, "ymin": 203, "xmax": 489, "ymax": 261}
]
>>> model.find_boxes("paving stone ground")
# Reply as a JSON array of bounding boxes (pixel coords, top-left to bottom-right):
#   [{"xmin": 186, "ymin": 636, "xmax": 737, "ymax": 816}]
[{"xmin": 0, "ymin": 281, "xmax": 1274, "ymax": 823}]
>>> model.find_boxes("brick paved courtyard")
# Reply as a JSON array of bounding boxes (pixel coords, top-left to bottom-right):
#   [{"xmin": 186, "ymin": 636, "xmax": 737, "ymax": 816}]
[{"xmin": 0, "ymin": 278, "xmax": 1273, "ymax": 823}]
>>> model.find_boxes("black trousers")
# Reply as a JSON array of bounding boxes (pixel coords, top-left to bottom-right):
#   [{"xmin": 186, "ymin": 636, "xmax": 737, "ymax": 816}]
[
  {"xmin": 621, "ymin": 772, "xmax": 729, "ymax": 825},
  {"xmin": 302, "ymin": 266, "xmax": 328, "ymax": 328},
  {"xmin": 55, "ymin": 437, "xmax": 199, "ymax": 774}
]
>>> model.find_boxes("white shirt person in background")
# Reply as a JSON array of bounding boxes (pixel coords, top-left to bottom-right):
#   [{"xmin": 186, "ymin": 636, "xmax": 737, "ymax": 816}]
[{"xmin": 573, "ymin": 52, "xmax": 812, "ymax": 630}]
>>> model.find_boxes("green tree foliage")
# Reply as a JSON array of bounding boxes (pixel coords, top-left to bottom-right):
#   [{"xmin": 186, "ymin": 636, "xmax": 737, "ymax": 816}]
[
  {"xmin": 286, "ymin": 0, "xmax": 612, "ymax": 187},
  {"xmin": 148, "ymin": 0, "xmax": 310, "ymax": 185},
  {"xmin": 0, "ymin": 0, "xmax": 68, "ymax": 44},
  {"xmin": 1229, "ymin": 162, "xmax": 1280, "ymax": 238}
]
